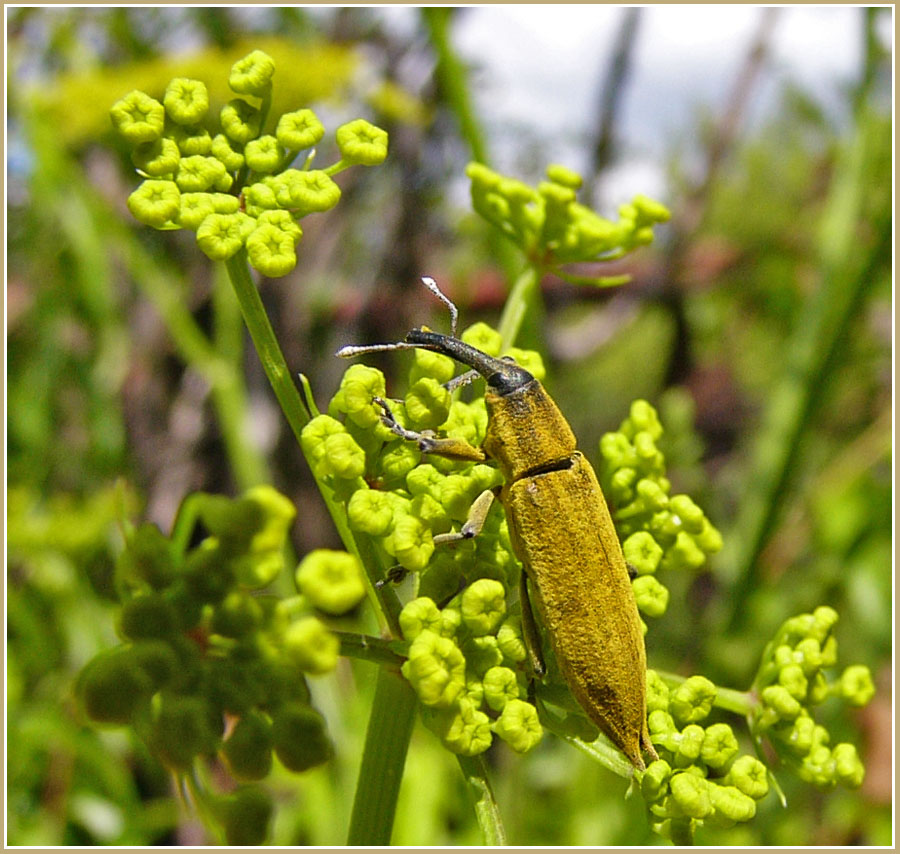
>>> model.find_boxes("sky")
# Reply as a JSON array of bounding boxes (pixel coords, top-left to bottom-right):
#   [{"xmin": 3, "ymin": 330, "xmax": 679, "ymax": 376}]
[{"xmin": 446, "ymin": 5, "xmax": 878, "ymax": 203}]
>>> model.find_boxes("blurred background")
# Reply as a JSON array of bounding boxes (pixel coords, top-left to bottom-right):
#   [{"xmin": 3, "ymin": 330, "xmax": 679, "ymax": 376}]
[{"xmin": 6, "ymin": 6, "xmax": 892, "ymax": 846}]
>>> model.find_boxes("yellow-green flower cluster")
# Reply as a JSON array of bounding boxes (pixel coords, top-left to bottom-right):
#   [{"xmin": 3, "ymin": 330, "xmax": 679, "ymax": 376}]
[
  {"xmin": 110, "ymin": 49, "xmax": 388, "ymax": 278},
  {"xmin": 599, "ymin": 400, "xmax": 722, "ymax": 620},
  {"xmin": 641, "ymin": 671, "xmax": 769, "ymax": 837},
  {"xmin": 749, "ymin": 607, "xmax": 872, "ymax": 789},
  {"xmin": 76, "ymin": 485, "xmax": 336, "ymax": 846},
  {"xmin": 467, "ymin": 162, "xmax": 669, "ymax": 284},
  {"xmin": 400, "ymin": 584, "xmax": 542, "ymax": 756},
  {"xmin": 301, "ymin": 322, "xmax": 541, "ymax": 601}
]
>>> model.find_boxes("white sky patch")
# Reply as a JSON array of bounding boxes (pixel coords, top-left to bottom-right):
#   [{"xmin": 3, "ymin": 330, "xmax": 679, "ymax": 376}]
[{"xmin": 453, "ymin": 4, "xmax": 869, "ymax": 177}]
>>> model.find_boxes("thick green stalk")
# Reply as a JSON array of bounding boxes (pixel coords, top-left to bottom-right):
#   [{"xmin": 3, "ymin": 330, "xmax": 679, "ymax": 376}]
[
  {"xmin": 347, "ymin": 667, "xmax": 418, "ymax": 845},
  {"xmin": 456, "ymin": 755, "xmax": 507, "ymax": 845},
  {"xmin": 210, "ymin": 267, "xmax": 270, "ymax": 489},
  {"xmin": 336, "ymin": 631, "xmax": 405, "ymax": 668},
  {"xmin": 223, "ymin": 252, "xmax": 311, "ymax": 443},
  {"xmin": 221, "ymin": 251, "xmax": 403, "ymax": 634}
]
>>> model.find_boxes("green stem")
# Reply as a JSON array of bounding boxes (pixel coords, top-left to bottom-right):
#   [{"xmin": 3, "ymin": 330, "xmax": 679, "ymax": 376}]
[
  {"xmin": 669, "ymin": 817, "xmax": 694, "ymax": 845},
  {"xmin": 496, "ymin": 264, "xmax": 541, "ymax": 350},
  {"xmin": 347, "ymin": 667, "xmax": 418, "ymax": 845},
  {"xmin": 210, "ymin": 267, "xmax": 270, "ymax": 489},
  {"xmin": 335, "ymin": 631, "xmax": 405, "ymax": 668},
  {"xmin": 221, "ymin": 251, "xmax": 403, "ymax": 635},
  {"xmin": 420, "ymin": 7, "xmax": 489, "ymax": 165},
  {"xmin": 456, "ymin": 754, "xmax": 507, "ymax": 845},
  {"xmin": 554, "ymin": 730, "xmax": 634, "ymax": 779},
  {"xmin": 170, "ymin": 492, "xmax": 206, "ymax": 557},
  {"xmin": 223, "ymin": 252, "xmax": 310, "ymax": 443}
]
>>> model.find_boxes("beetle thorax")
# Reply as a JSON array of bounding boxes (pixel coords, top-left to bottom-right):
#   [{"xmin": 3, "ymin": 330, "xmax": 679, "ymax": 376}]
[{"xmin": 482, "ymin": 380, "xmax": 578, "ymax": 482}]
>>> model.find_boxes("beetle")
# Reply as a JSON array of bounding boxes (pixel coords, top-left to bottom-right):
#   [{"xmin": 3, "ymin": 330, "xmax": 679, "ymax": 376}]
[{"xmin": 338, "ymin": 278, "xmax": 657, "ymax": 770}]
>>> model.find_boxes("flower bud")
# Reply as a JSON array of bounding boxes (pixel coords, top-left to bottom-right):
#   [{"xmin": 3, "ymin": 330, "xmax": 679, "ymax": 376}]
[
  {"xmin": 229, "ymin": 49, "xmax": 275, "ymax": 96},
  {"xmin": 401, "ymin": 630, "xmax": 466, "ymax": 708},
  {"xmin": 723, "ymin": 754, "xmax": 769, "ymax": 800},
  {"xmin": 150, "ymin": 694, "xmax": 222, "ymax": 769},
  {"xmin": 276, "ymin": 108, "xmax": 325, "ymax": 150},
  {"xmin": 272, "ymin": 169, "xmax": 342, "ymax": 215},
  {"xmin": 648, "ymin": 709, "xmax": 676, "ymax": 735},
  {"xmin": 778, "ymin": 663, "xmax": 809, "ymax": 700},
  {"xmin": 220, "ymin": 786, "xmax": 273, "ymax": 846},
  {"xmin": 832, "ymin": 742, "xmax": 865, "ymax": 788},
  {"xmin": 409, "ymin": 347, "xmax": 456, "ymax": 385},
  {"xmin": 196, "ymin": 212, "xmax": 248, "ymax": 260},
  {"xmin": 760, "ymin": 685, "xmax": 802, "ymax": 721},
  {"xmin": 221, "ymin": 98, "xmax": 262, "ymax": 145},
  {"xmin": 709, "ymin": 784, "xmax": 756, "ymax": 823},
  {"xmin": 335, "ymin": 118, "xmax": 389, "ymax": 166},
  {"xmin": 423, "ymin": 697, "xmax": 493, "ymax": 756},
  {"xmin": 461, "ymin": 322, "xmax": 503, "ymax": 357},
  {"xmin": 283, "ymin": 617, "xmax": 339, "ymax": 675},
  {"xmin": 633, "ymin": 574, "xmax": 669, "ymax": 618},
  {"xmin": 700, "ymin": 722, "xmax": 739, "ymax": 769},
  {"xmin": 295, "ymin": 549, "xmax": 366, "ymax": 615},
  {"xmin": 331, "ymin": 364, "xmax": 387, "ymax": 429},
  {"xmin": 641, "ymin": 758, "xmax": 672, "ymax": 802},
  {"xmin": 838, "ymin": 664, "xmax": 875, "ymax": 706},
  {"xmin": 624, "ymin": 531, "xmax": 664, "ymax": 576},
  {"xmin": 496, "ymin": 616, "xmax": 527, "ymax": 664},
  {"xmin": 78, "ymin": 647, "xmax": 153, "ymax": 724},
  {"xmin": 405, "ymin": 377, "xmax": 451, "ymax": 430},
  {"xmin": 669, "ymin": 772, "xmax": 713, "ymax": 819},
  {"xmin": 127, "ymin": 179, "xmax": 180, "ymax": 228},
  {"xmin": 461, "ymin": 578, "xmax": 507, "ymax": 637},
  {"xmin": 222, "ymin": 712, "xmax": 274, "ymax": 781},
  {"xmin": 316, "ymin": 432, "xmax": 366, "ymax": 481},
  {"xmin": 164, "ymin": 78, "xmax": 209, "ymax": 126},
  {"xmin": 271, "ymin": 703, "xmax": 333, "ymax": 771},
  {"xmin": 391, "ymin": 513, "xmax": 434, "ymax": 571},
  {"xmin": 669, "ymin": 675, "xmax": 717, "ymax": 724},
  {"xmin": 246, "ymin": 223, "xmax": 297, "ymax": 277},
  {"xmin": 482, "ymin": 665, "xmax": 520, "ymax": 711},
  {"xmin": 347, "ymin": 488, "xmax": 395, "ymax": 537},
  {"xmin": 492, "ymin": 698, "xmax": 543, "ymax": 753},
  {"xmin": 110, "ymin": 90, "xmax": 165, "ymax": 144},
  {"xmin": 399, "ymin": 597, "xmax": 443, "ymax": 640},
  {"xmin": 132, "ymin": 136, "xmax": 180, "ymax": 178},
  {"xmin": 211, "ymin": 133, "xmax": 243, "ymax": 171}
]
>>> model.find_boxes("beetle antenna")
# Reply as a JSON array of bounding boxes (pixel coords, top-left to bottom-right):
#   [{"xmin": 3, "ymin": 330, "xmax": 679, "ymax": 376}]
[
  {"xmin": 336, "ymin": 341, "xmax": 422, "ymax": 358},
  {"xmin": 336, "ymin": 276, "xmax": 459, "ymax": 359},
  {"xmin": 444, "ymin": 368, "xmax": 480, "ymax": 392},
  {"xmin": 420, "ymin": 276, "xmax": 458, "ymax": 338}
]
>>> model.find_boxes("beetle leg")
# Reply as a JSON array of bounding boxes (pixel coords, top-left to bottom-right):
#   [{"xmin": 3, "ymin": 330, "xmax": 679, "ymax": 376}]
[
  {"xmin": 432, "ymin": 489, "xmax": 496, "ymax": 546},
  {"xmin": 444, "ymin": 368, "xmax": 480, "ymax": 393},
  {"xmin": 375, "ymin": 565, "xmax": 410, "ymax": 588},
  {"xmin": 519, "ymin": 572, "xmax": 547, "ymax": 678},
  {"xmin": 374, "ymin": 396, "xmax": 487, "ymax": 462}
]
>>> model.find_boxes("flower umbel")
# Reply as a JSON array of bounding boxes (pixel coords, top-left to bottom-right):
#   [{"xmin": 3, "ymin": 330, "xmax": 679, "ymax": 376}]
[{"xmin": 111, "ymin": 49, "xmax": 388, "ymax": 277}]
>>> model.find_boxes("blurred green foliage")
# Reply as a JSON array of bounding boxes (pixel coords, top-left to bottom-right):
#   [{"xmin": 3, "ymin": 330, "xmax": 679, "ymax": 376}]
[{"xmin": 6, "ymin": 6, "xmax": 891, "ymax": 847}]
